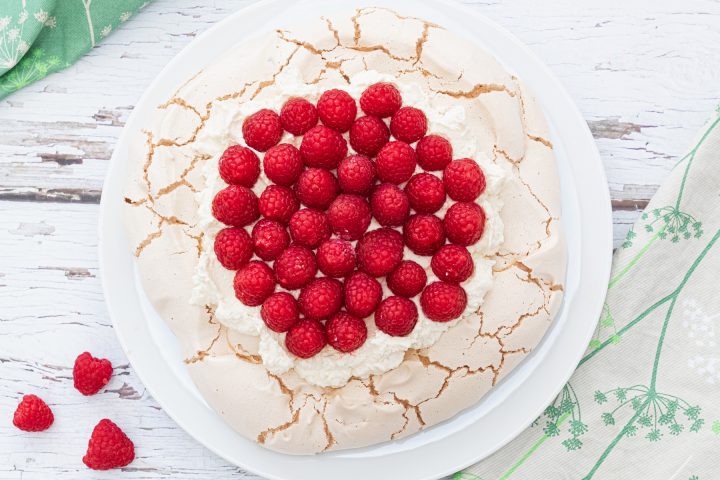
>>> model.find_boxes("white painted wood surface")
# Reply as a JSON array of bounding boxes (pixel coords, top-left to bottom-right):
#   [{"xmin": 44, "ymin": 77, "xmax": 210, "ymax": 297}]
[{"xmin": 1, "ymin": 0, "xmax": 718, "ymax": 478}]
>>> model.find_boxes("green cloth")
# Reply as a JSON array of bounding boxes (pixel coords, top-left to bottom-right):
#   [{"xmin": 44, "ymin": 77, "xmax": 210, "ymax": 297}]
[
  {"xmin": 0, "ymin": 0, "xmax": 149, "ymax": 99},
  {"xmin": 459, "ymin": 106, "xmax": 720, "ymax": 479}
]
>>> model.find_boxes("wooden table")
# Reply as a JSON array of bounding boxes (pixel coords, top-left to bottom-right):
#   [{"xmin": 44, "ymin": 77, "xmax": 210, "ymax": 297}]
[{"xmin": 1, "ymin": 0, "xmax": 718, "ymax": 478}]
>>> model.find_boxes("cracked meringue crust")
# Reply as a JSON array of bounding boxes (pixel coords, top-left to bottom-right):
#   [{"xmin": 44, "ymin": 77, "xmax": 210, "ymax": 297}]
[{"xmin": 122, "ymin": 7, "xmax": 566, "ymax": 454}]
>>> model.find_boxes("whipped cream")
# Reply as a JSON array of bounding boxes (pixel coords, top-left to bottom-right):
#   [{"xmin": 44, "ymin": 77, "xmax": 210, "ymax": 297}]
[{"xmin": 191, "ymin": 70, "xmax": 506, "ymax": 388}]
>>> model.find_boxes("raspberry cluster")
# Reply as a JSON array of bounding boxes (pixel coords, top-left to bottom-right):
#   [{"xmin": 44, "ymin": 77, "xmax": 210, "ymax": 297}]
[{"xmin": 212, "ymin": 82, "xmax": 487, "ymax": 359}]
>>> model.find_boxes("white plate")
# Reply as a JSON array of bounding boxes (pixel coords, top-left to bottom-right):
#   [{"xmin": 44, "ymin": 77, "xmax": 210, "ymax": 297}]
[{"xmin": 99, "ymin": 1, "xmax": 612, "ymax": 478}]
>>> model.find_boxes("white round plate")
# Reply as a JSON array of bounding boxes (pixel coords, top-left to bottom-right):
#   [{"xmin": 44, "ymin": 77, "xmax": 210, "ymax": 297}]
[{"xmin": 99, "ymin": 0, "xmax": 612, "ymax": 478}]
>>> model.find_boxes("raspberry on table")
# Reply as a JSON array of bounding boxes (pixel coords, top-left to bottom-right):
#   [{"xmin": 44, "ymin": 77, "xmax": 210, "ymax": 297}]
[
  {"xmin": 280, "ymin": 97, "xmax": 318, "ymax": 135},
  {"xmin": 337, "ymin": 154, "xmax": 376, "ymax": 195},
  {"xmin": 390, "ymin": 106, "xmax": 427, "ymax": 144},
  {"xmin": 317, "ymin": 89, "xmax": 357, "ymax": 132},
  {"xmin": 73, "ymin": 352, "xmax": 113, "ymax": 396},
  {"xmin": 285, "ymin": 319, "xmax": 326, "ymax": 359},
  {"xmin": 214, "ymin": 227, "xmax": 253, "ymax": 270},
  {"xmin": 12, "ymin": 394, "xmax": 54, "ymax": 432},
  {"xmin": 404, "ymin": 172, "xmax": 446, "ymax": 214},
  {"xmin": 444, "ymin": 202, "xmax": 486, "ymax": 246},
  {"xmin": 82, "ymin": 419, "xmax": 135, "ymax": 470},
  {"xmin": 344, "ymin": 271, "xmax": 383, "ymax": 318},
  {"xmin": 327, "ymin": 194, "xmax": 372, "ymax": 241},
  {"xmin": 258, "ymin": 185, "xmax": 299, "ymax": 224},
  {"xmin": 274, "ymin": 245, "xmax": 317, "ymax": 290},
  {"xmin": 326, "ymin": 312, "xmax": 367, "ymax": 353},
  {"xmin": 317, "ymin": 239, "xmax": 356, "ymax": 278},
  {"xmin": 375, "ymin": 141, "xmax": 417, "ymax": 184},
  {"xmin": 356, "ymin": 227, "xmax": 404, "ymax": 277},
  {"xmin": 233, "ymin": 260, "xmax": 276, "ymax": 306},
  {"xmin": 416, "ymin": 134, "xmax": 453, "ymax": 171},
  {"xmin": 359, "ymin": 82, "xmax": 402, "ymax": 118},
  {"xmin": 298, "ymin": 277, "xmax": 343, "ymax": 320},
  {"xmin": 375, "ymin": 296, "xmax": 418, "ymax": 336},
  {"xmin": 294, "ymin": 168, "xmax": 339, "ymax": 209},
  {"xmin": 443, "ymin": 158, "xmax": 486, "ymax": 202},
  {"xmin": 431, "ymin": 244, "xmax": 474, "ymax": 283},
  {"xmin": 242, "ymin": 108, "xmax": 283, "ymax": 152},
  {"xmin": 420, "ymin": 281, "xmax": 467, "ymax": 322},
  {"xmin": 288, "ymin": 208, "xmax": 331, "ymax": 249},
  {"xmin": 263, "ymin": 143, "xmax": 304, "ymax": 186},
  {"xmin": 218, "ymin": 145, "xmax": 260, "ymax": 187},
  {"xmin": 349, "ymin": 115, "xmax": 390, "ymax": 156},
  {"xmin": 251, "ymin": 219, "xmax": 290, "ymax": 261},
  {"xmin": 403, "ymin": 214, "xmax": 446, "ymax": 255},
  {"xmin": 387, "ymin": 260, "xmax": 427, "ymax": 297},
  {"xmin": 212, "ymin": 185, "xmax": 260, "ymax": 227},
  {"xmin": 370, "ymin": 183, "xmax": 410, "ymax": 226},
  {"xmin": 261, "ymin": 292, "xmax": 300, "ymax": 332},
  {"xmin": 300, "ymin": 125, "xmax": 348, "ymax": 169}
]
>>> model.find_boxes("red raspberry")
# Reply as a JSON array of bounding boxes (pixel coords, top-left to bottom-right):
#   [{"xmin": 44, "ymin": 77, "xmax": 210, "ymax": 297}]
[
  {"xmin": 356, "ymin": 228, "xmax": 404, "ymax": 277},
  {"xmin": 387, "ymin": 260, "xmax": 427, "ymax": 297},
  {"xmin": 349, "ymin": 115, "xmax": 390, "ymax": 156},
  {"xmin": 420, "ymin": 281, "xmax": 467, "ymax": 322},
  {"xmin": 327, "ymin": 194, "xmax": 372, "ymax": 241},
  {"xmin": 431, "ymin": 244, "xmax": 474, "ymax": 283},
  {"xmin": 212, "ymin": 185, "xmax": 259, "ymax": 227},
  {"xmin": 261, "ymin": 292, "xmax": 299, "ymax": 332},
  {"xmin": 376, "ymin": 141, "xmax": 417, "ymax": 184},
  {"xmin": 299, "ymin": 125, "xmax": 348, "ymax": 169},
  {"xmin": 317, "ymin": 89, "xmax": 357, "ymax": 132},
  {"xmin": 242, "ymin": 109, "xmax": 282, "ymax": 152},
  {"xmin": 403, "ymin": 214, "xmax": 446, "ymax": 255},
  {"xmin": 82, "ymin": 419, "xmax": 135, "ymax": 470},
  {"xmin": 280, "ymin": 97, "xmax": 318, "ymax": 135},
  {"xmin": 73, "ymin": 352, "xmax": 113, "ymax": 396},
  {"xmin": 326, "ymin": 312, "xmax": 367, "ymax": 353},
  {"xmin": 344, "ymin": 271, "xmax": 383, "ymax": 318},
  {"xmin": 359, "ymin": 82, "xmax": 402, "ymax": 118},
  {"xmin": 390, "ymin": 107, "xmax": 427, "ymax": 143},
  {"xmin": 295, "ymin": 168, "xmax": 339, "ymax": 209},
  {"xmin": 443, "ymin": 159, "xmax": 486, "ymax": 201},
  {"xmin": 274, "ymin": 245, "xmax": 317, "ymax": 290},
  {"xmin": 317, "ymin": 239, "xmax": 356, "ymax": 278},
  {"xmin": 298, "ymin": 277, "xmax": 343, "ymax": 320},
  {"xmin": 263, "ymin": 143, "xmax": 303, "ymax": 186},
  {"xmin": 251, "ymin": 219, "xmax": 289, "ymax": 261},
  {"xmin": 233, "ymin": 260, "xmax": 276, "ymax": 306},
  {"xmin": 218, "ymin": 145, "xmax": 260, "ymax": 187},
  {"xmin": 338, "ymin": 154, "xmax": 376, "ymax": 195},
  {"xmin": 259, "ymin": 185, "xmax": 299, "ymax": 224},
  {"xmin": 374, "ymin": 296, "xmax": 418, "ymax": 336},
  {"xmin": 444, "ymin": 202, "xmax": 486, "ymax": 246},
  {"xmin": 416, "ymin": 134, "xmax": 453, "ymax": 171},
  {"xmin": 288, "ymin": 208, "xmax": 331, "ymax": 248},
  {"xmin": 285, "ymin": 319, "xmax": 326, "ymax": 359},
  {"xmin": 13, "ymin": 394, "xmax": 54, "ymax": 432},
  {"xmin": 370, "ymin": 183, "xmax": 410, "ymax": 226},
  {"xmin": 214, "ymin": 227, "xmax": 253, "ymax": 269},
  {"xmin": 404, "ymin": 172, "xmax": 446, "ymax": 214}
]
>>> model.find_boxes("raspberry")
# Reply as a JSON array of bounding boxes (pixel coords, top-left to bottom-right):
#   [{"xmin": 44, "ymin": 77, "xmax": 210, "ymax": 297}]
[
  {"xmin": 356, "ymin": 228, "xmax": 404, "ymax": 277},
  {"xmin": 374, "ymin": 296, "xmax": 418, "ymax": 336},
  {"xmin": 298, "ymin": 277, "xmax": 343, "ymax": 320},
  {"xmin": 212, "ymin": 185, "xmax": 259, "ymax": 227},
  {"xmin": 326, "ymin": 312, "xmax": 367, "ymax": 352},
  {"xmin": 233, "ymin": 260, "xmax": 276, "ymax": 306},
  {"xmin": 431, "ymin": 245, "xmax": 474, "ymax": 283},
  {"xmin": 404, "ymin": 172, "xmax": 446, "ymax": 214},
  {"xmin": 285, "ymin": 319, "xmax": 326, "ymax": 359},
  {"xmin": 359, "ymin": 82, "xmax": 402, "ymax": 118},
  {"xmin": 327, "ymin": 194, "xmax": 372, "ymax": 241},
  {"xmin": 274, "ymin": 245, "xmax": 317, "ymax": 290},
  {"xmin": 375, "ymin": 141, "xmax": 417, "ymax": 184},
  {"xmin": 390, "ymin": 107, "xmax": 427, "ymax": 143},
  {"xmin": 317, "ymin": 89, "xmax": 357, "ymax": 132},
  {"xmin": 262, "ymin": 143, "xmax": 303, "ymax": 186},
  {"xmin": 387, "ymin": 260, "xmax": 427, "ymax": 297},
  {"xmin": 258, "ymin": 185, "xmax": 299, "ymax": 224},
  {"xmin": 444, "ymin": 202, "xmax": 486, "ymax": 246},
  {"xmin": 317, "ymin": 239, "xmax": 356, "ymax": 278},
  {"xmin": 370, "ymin": 183, "xmax": 410, "ymax": 226},
  {"xmin": 337, "ymin": 154, "xmax": 375, "ymax": 195},
  {"xmin": 280, "ymin": 97, "xmax": 318, "ymax": 135},
  {"xmin": 299, "ymin": 125, "xmax": 348, "ymax": 169},
  {"xmin": 261, "ymin": 292, "xmax": 299, "ymax": 332},
  {"xmin": 218, "ymin": 145, "xmax": 260, "ymax": 187},
  {"xmin": 73, "ymin": 352, "xmax": 113, "ymax": 396},
  {"xmin": 420, "ymin": 281, "xmax": 467, "ymax": 322},
  {"xmin": 82, "ymin": 419, "xmax": 135, "ymax": 470},
  {"xmin": 242, "ymin": 108, "xmax": 282, "ymax": 152},
  {"xmin": 349, "ymin": 115, "xmax": 390, "ymax": 156},
  {"xmin": 214, "ymin": 227, "xmax": 253, "ymax": 269},
  {"xmin": 403, "ymin": 214, "xmax": 446, "ymax": 255},
  {"xmin": 344, "ymin": 271, "xmax": 382, "ymax": 318},
  {"xmin": 288, "ymin": 208, "xmax": 331, "ymax": 248},
  {"xmin": 443, "ymin": 159, "xmax": 486, "ymax": 201},
  {"xmin": 251, "ymin": 219, "xmax": 289, "ymax": 261},
  {"xmin": 295, "ymin": 168, "xmax": 339, "ymax": 209},
  {"xmin": 12, "ymin": 394, "xmax": 54, "ymax": 432},
  {"xmin": 416, "ymin": 134, "xmax": 453, "ymax": 171}
]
